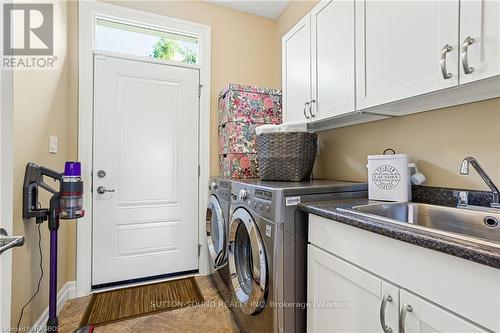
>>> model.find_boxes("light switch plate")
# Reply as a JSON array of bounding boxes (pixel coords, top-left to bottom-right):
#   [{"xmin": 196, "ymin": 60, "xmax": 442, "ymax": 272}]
[{"xmin": 49, "ymin": 135, "xmax": 58, "ymax": 154}]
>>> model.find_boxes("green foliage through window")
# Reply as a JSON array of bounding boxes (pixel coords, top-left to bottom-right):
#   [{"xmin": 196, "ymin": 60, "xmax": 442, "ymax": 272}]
[
  {"xmin": 150, "ymin": 38, "xmax": 197, "ymax": 64},
  {"xmin": 181, "ymin": 49, "xmax": 197, "ymax": 64}
]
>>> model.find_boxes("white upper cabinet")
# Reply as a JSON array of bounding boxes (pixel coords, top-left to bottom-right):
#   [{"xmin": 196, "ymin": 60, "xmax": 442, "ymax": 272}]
[
  {"xmin": 282, "ymin": 15, "xmax": 311, "ymax": 123},
  {"xmin": 355, "ymin": 1, "xmax": 460, "ymax": 110},
  {"xmin": 459, "ymin": 0, "xmax": 500, "ymax": 84},
  {"xmin": 311, "ymin": 0, "xmax": 356, "ymax": 120},
  {"xmin": 282, "ymin": 0, "xmax": 500, "ymax": 129}
]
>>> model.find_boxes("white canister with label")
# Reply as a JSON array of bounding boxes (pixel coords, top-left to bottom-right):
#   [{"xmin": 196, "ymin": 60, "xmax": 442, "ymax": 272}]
[{"xmin": 367, "ymin": 154, "xmax": 412, "ymax": 202}]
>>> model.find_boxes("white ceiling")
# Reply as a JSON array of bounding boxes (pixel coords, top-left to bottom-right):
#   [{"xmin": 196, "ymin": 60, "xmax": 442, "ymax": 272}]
[{"xmin": 208, "ymin": 1, "xmax": 290, "ymax": 19}]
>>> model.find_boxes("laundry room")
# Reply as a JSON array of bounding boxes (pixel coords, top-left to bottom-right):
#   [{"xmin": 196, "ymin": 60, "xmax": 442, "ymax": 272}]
[{"xmin": 0, "ymin": 1, "xmax": 499, "ymax": 333}]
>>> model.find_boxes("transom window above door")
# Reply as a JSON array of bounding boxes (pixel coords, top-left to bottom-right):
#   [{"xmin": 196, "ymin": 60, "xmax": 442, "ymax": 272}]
[{"xmin": 95, "ymin": 18, "xmax": 199, "ymax": 64}]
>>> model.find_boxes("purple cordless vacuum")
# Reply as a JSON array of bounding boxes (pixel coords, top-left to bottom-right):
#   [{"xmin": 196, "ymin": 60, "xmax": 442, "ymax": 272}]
[{"xmin": 23, "ymin": 162, "xmax": 85, "ymax": 332}]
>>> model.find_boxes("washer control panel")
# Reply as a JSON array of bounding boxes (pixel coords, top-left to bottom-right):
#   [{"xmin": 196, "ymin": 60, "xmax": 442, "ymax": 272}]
[
  {"xmin": 254, "ymin": 189, "xmax": 272, "ymax": 214},
  {"xmin": 231, "ymin": 183, "xmax": 274, "ymax": 218},
  {"xmin": 250, "ymin": 197, "xmax": 272, "ymax": 216}
]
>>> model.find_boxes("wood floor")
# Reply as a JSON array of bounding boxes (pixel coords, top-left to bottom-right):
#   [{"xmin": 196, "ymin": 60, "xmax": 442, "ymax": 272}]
[{"xmin": 58, "ymin": 276, "xmax": 240, "ymax": 333}]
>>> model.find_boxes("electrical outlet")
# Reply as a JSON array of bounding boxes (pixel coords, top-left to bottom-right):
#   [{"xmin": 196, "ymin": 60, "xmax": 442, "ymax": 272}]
[{"xmin": 49, "ymin": 135, "xmax": 58, "ymax": 154}]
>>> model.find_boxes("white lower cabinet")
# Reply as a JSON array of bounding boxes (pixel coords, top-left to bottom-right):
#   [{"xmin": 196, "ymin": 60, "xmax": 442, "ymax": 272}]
[
  {"xmin": 307, "ymin": 245, "xmax": 399, "ymax": 333},
  {"xmin": 399, "ymin": 290, "xmax": 487, "ymax": 333},
  {"xmin": 307, "ymin": 243, "xmax": 489, "ymax": 333}
]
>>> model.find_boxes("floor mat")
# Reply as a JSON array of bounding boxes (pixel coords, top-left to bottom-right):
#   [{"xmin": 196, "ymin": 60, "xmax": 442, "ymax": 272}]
[{"xmin": 79, "ymin": 277, "xmax": 204, "ymax": 327}]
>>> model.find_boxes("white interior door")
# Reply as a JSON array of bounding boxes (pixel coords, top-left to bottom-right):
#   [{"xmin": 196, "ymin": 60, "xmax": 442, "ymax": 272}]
[
  {"xmin": 0, "ymin": 2, "xmax": 14, "ymax": 324},
  {"xmin": 92, "ymin": 55, "xmax": 200, "ymax": 286},
  {"xmin": 0, "ymin": 70, "xmax": 11, "ymax": 331},
  {"xmin": 0, "ymin": 55, "xmax": 5, "ymax": 333}
]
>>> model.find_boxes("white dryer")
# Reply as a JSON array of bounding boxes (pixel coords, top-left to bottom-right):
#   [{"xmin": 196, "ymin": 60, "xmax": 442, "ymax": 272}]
[{"xmin": 206, "ymin": 178, "xmax": 232, "ymax": 295}]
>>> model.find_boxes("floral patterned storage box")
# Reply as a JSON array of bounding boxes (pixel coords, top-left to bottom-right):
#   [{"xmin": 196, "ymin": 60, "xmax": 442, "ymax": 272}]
[
  {"xmin": 218, "ymin": 84, "xmax": 282, "ymax": 125},
  {"xmin": 219, "ymin": 153, "xmax": 259, "ymax": 179},
  {"xmin": 219, "ymin": 122, "xmax": 262, "ymax": 154}
]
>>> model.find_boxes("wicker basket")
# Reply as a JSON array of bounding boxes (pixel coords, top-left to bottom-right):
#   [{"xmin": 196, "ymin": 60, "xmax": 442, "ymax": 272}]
[{"xmin": 256, "ymin": 132, "xmax": 318, "ymax": 181}]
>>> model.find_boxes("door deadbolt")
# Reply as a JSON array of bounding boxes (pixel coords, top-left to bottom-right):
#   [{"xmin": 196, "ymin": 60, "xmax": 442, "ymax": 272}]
[{"xmin": 97, "ymin": 170, "xmax": 106, "ymax": 178}]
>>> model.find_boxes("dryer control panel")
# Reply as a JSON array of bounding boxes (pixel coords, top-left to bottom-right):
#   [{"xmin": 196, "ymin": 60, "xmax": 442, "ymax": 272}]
[{"xmin": 209, "ymin": 179, "xmax": 231, "ymax": 201}]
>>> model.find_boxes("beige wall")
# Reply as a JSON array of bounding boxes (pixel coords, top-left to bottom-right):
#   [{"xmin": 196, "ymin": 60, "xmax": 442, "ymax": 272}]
[
  {"xmin": 65, "ymin": 0, "xmax": 79, "ymax": 284},
  {"xmin": 104, "ymin": 0, "xmax": 281, "ymax": 176},
  {"xmin": 314, "ymin": 99, "xmax": 500, "ymax": 190},
  {"xmin": 12, "ymin": 1, "xmax": 76, "ymax": 326},
  {"xmin": 276, "ymin": 2, "xmax": 500, "ymax": 191},
  {"xmin": 11, "ymin": 0, "xmax": 78, "ymax": 327},
  {"xmin": 10, "ymin": 0, "xmax": 499, "ymax": 328},
  {"xmin": 12, "ymin": 0, "xmax": 281, "ymax": 327}
]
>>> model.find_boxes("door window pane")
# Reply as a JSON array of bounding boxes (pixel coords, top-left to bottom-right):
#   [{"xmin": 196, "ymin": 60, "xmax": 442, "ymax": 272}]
[{"xmin": 95, "ymin": 18, "xmax": 199, "ymax": 64}]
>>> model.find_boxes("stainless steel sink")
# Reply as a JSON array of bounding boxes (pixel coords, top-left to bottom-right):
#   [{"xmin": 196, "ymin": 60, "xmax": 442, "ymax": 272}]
[{"xmin": 338, "ymin": 202, "xmax": 500, "ymax": 244}]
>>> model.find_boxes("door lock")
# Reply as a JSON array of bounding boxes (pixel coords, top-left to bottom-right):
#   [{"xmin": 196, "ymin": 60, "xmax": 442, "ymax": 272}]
[
  {"xmin": 97, "ymin": 170, "xmax": 106, "ymax": 178},
  {"xmin": 96, "ymin": 186, "xmax": 115, "ymax": 194}
]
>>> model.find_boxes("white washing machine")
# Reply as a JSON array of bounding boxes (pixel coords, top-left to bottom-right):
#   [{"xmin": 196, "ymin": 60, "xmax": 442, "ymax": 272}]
[
  {"xmin": 228, "ymin": 179, "xmax": 367, "ymax": 333},
  {"xmin": 206, "ymin": 178, "xmax": 232, "ymax": 299}
]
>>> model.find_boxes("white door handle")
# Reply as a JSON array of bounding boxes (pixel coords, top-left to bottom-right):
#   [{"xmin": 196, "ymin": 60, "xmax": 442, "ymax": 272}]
[{"xmin": 96, "ymin": 186, "xmax": 115, "ymax": 194}]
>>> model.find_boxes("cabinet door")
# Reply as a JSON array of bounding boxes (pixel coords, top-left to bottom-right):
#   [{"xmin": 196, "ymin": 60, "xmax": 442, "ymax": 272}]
[
  {"xmin": 399, "ymin": 290, "xmax": 488, "ymax": 333},
  {"xmin": 282, "ymin": 14, "xmax": 311, "ymax": 123},
  {"xmin": 307, "ymin": 245, "xmax": 399, "ymax": 333},
  {"xmin": 459, "ymin": 0, "xmax": 500, "ymax": 84},
  {"xmin": 356, "ymin": 1, "xmax": 459, "ymax": 109},
  {"xmin": 311, "ymin": 0, "xmax": 355, "ymax": 121}
]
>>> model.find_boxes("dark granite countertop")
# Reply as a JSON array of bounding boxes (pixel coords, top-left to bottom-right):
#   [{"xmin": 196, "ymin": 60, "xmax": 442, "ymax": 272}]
[{"xmin": 299, "ymin": 198, "xmax": 500, "ymax": 269}]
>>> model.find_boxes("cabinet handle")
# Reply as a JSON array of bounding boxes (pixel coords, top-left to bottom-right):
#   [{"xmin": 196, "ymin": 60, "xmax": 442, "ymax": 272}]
[
  {"xmin": 399, "ymin": 303, "xmax": 413, "ymax": 333},
  {"xmin": 440, "ymin": 44, "xmax": 453, "ymax": 79},
  {"xmin": 461, "ymin": 36, "xmax": 475, "ymax": 74},
  {"xmin": 309, "ymin": 99, "xmax": 316, "ymax": 118},
  {"xmin": 379, "ymin": 294, "xmax": 393, "ymax": 333},
  {"xmin": 303, "ymin": 102, "xmax": 310, "ymax": 119}
]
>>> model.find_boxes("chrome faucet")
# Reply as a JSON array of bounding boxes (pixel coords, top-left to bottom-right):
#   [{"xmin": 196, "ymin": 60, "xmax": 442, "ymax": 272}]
[{"xmin": 460, "ymin": 157, "xmax": 500, "ymax": 208}]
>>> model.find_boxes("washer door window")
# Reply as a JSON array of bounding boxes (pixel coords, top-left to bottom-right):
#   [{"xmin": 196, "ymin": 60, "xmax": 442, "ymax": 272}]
[
  {"xmin": 229, "ymin": 208, "xmax": 268, "ymax": 315},
  {"xmin": 206, "ymin": 195, "xmax": 226, "ymax": 268}
]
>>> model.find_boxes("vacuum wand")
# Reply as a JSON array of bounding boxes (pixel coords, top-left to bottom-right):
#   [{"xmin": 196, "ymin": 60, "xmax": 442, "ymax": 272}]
[{"xmin": 23, "ymin": 161, "xmax": 84, "ymax": 332}]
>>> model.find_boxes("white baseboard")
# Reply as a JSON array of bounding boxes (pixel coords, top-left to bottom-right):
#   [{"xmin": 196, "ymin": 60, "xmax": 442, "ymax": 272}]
[{"xmin": 30, "ymin": 280, "xmax": 76, "ymax": 333}]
